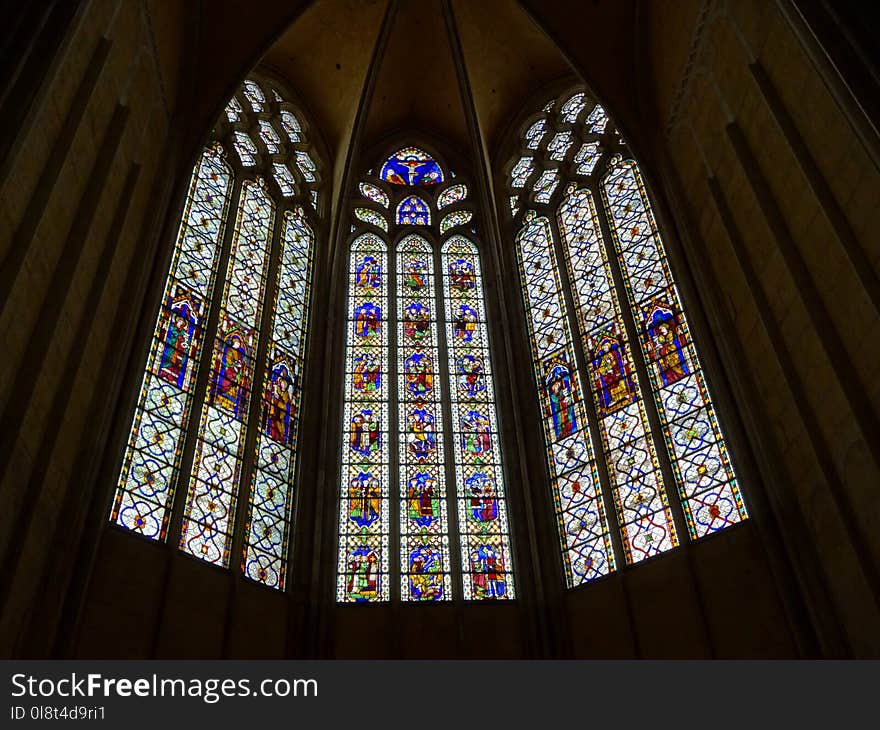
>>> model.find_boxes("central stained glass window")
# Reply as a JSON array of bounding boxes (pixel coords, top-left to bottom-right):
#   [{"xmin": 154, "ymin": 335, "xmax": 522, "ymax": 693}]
[{"xmin": 337, "ymin": 146, "xmax": 514, "ymax": 602}]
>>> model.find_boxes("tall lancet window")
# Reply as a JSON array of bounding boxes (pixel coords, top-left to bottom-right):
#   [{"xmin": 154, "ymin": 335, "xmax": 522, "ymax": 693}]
[
  {"xmin": 111, "ymin": 75, "xmax": 322, "ymax": 590},
  {"xmin": 507, "ymin": 89, "xmax": 747, "ymax": 588},
  {"xmin": 337, "ymin": 146, "xmax": 515, "ymax": 603}
]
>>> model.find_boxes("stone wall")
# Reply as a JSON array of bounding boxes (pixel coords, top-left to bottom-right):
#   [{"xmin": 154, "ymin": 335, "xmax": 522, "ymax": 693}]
[{"xmin": 1, "ymin": 0, "xmax": 876, "ymax": 657}]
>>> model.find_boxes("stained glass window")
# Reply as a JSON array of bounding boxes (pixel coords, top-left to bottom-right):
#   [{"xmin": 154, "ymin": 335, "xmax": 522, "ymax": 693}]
[
  {"xmin": 225, "ymin": 96, "xmax": 243, "ymax": 123},
  {"xmin": 533, "ymin": 169, "xmax": 559, "ymax": 204},
  {"xmin": 507, "ymin": 88, "xmax": 747, "ymax": 586},
  {"xmin": 337, "ymin": 233, "xmax": 389, "ymax": 602},
  {"xmin": 272, "ymin": 163, "xmax": 296, "ymax": 197},
  {"xmin": 511, "ymin": 156, "xmax": 534, "ymax": 188},
  {"xmin": 601, "ymin": 159, "xmax": 746, "ymax": 536},
  {"xmin": 337, "ymin": 147, "xmax": 516, "ymax": 603},
  {"xmin": 280, "ymin": 111, "xmax": 302, "ymax": 143},
  {"xmin": 112, "ymin": 76, "xmax": 322, "ymax": 591},
  {"xmin": 111, "ymin": 146, "xmax": 233, "ymax": 539},
  {"xmin": 585, "ymin": 104, "xmax": 609, "ymax": 134},
  {"xmin": 359, "ymin": 182, "xmax": 389, "ymax": 208},
  {"xmin": 558, "ymin": 187, "xmax": 676, "ymax": 561},
  {"xmin": 354, "ymin": 207, "xmax": 388, "ymax": 232},
  {"xmin": 233, "ymin": 132, "xmax": 258, "ymax": 166},
  {"xmin": 380, "ymin": 147, "xmax": 444, "ymax": 186},
  {"xmin": 258, "ymin": 120, "xmax": 282, "ymax": 153},
  {"xmin": 440, "ymin": 210, "xmax": 473, "ymax": 235},
  {"xmin": 242, "ymin": 208, "xmax": 315, "ymax": 588},
  {"xmin": 243, "ymin": 80, "xmax": 266, "ymax": 111},
  {"xmin": 437, "ymin": 184, "xmax": 467, "ymax": 209},
  {"xmin": 524, "ymin": 120, "xmax": 547, "ymax": 150},
  {"xmin": 515, "ymin": 214, "xmax": 614, "ymax": 585},
  {"xmin": 560, "ymin": 92, "xmax": 586, "ymax": 122},
  {"xmin": 443, "ymin": 236, "xmax": 515, "ymax": 599},
  {"xmin": 575, "ymin": 142, "xmax": 601, "ymax": 176},
  {"xmin": 396, "ymin": 195, "xmax": 430, "ymax": 226},
  {"xmin": 547, "ymin": 131, "xmax": 574, "ymax": 161},
  {"xmin": 295, "ymin": 151, "xmax": 317, "ymax": 182},
  {"xmin": 179, "ymin": 179, "xmax": 275, "ymax": 566},
  {"xmin": 398, "ymin": 235, "xmax": 452, "ymax": 601}
]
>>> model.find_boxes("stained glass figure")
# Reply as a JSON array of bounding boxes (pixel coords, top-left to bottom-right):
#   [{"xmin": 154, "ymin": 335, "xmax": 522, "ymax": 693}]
[
  {"xmin": 533, "ymin": 170, "xmax": 559, "ymax": 204},
  {"xmin": 380, "ymin": 147, "xmax": 444, "ymax": 186},
  {"xmin": 558, "ymin": 186, "xmax": 676, "ymax": 562},
  {"xmin": 258, "ymin": 120, "xmax": 282, "ymax": 154},
  {"xmin": 243, "ymin": 80, "xmax": 266, "ymax": 111},
  {"xmin": 241, "ymin": 208, "xmax": 315, "ymax": 588},
  {"xmin": 337, "ymin": 233, "xmax": 390, "ymax": 602},
  {"xmin": 396, "ymin": 195, "xmax": 431, "ymax": 226},
  {"xmin": 359, "ymin": 182, "xmax": 390, "ymax": 208},
  {"xmin": 272, "ymin": 163, "xmax": 296, "ymax": 197},
  {"xmin": 179, "ymin": 179, "xmax": 275, "ymax": 567},
  {"xmin": 233, "ymin": 132, "xmax": 258, "ymax": 166},
  {"xmin": 524, "ymin": 119, "xmax": 547, "ymax": 150},
  {"xmin": 440, "ymin": 210, "xmax": 473, "ymax": 235},
  {"xmin": 511, "ymin": 156, "xmax": 535, "ymax": 188},
  {"xmin": 438, "ymin": 184, "xmax": 468, "ymax": 209},
  {"xmin": 601, "ymin": 158, "xmax": 746, "ymax": 536},
  {"xmin": 354, "ymin": 207, "xmax": 389, "ymax": 232},
  {"xmin": 112, "ymin": 146, "xmax": 233, "ymax": 540},
  {"xmin": 514, "ymin": 214, "xmax": 615, "ymax": 585},
  {"xmin": 397, "ymin": 235, "xmax": 452, "ymax": 601},
  {"xmin": 442, "ymin": 236, "xmax": 516, "ymax": 599},
  {"xmin": 280, "ymin": 111, "xmax": 302, "ymax": 143}
]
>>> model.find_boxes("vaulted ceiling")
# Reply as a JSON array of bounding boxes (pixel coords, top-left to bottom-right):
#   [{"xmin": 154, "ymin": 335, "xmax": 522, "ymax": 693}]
[{"xmin": 147, "ymin": 0, "xmax": 704, "ymax": 198}]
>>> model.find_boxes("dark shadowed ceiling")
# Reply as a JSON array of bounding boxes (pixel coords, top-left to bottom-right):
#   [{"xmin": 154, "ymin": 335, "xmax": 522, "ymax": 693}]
[{"xmin": 153, "ymin": 0, "xmax": 704, "ymax": 200}]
